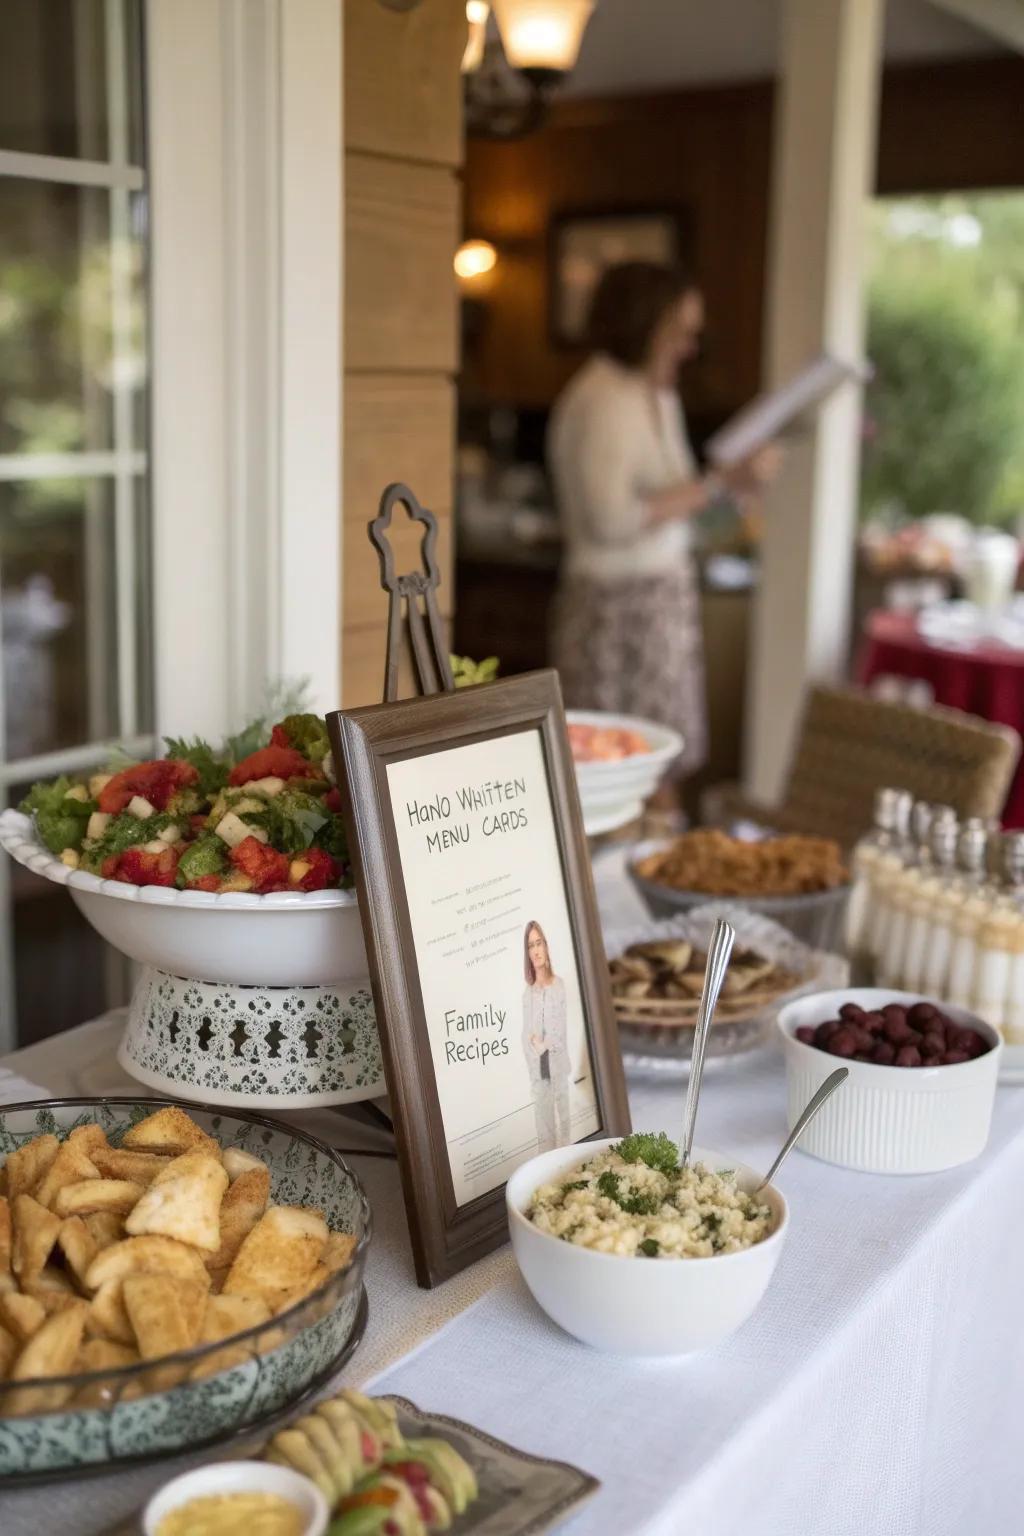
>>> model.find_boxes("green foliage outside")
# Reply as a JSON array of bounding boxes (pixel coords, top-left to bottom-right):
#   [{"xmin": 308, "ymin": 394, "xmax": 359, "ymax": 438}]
[{"xmin": 861, "ymin": 194, "xmax": 1024, "ymax": 526}]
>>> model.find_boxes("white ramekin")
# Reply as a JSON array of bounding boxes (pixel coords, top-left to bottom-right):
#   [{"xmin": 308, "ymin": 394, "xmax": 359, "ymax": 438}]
[
  {"xmin": 777, "ymin": 988, "xmax": 1002, "ymax": 1175},
  {"xmin": 506, "ymin": 1138, "xmax": 788, "ymax": 1357},
  {"xmin": 144, "ymin": 1460, "xmax": 328, "ymax": 1536}
]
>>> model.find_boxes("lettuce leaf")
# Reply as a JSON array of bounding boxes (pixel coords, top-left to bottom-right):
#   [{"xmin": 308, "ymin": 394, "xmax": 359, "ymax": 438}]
[
  {"xmin": 163, "ymin": 736, "xmax": 229, "ymax": 798},
  {"xmin": 19, "ymin": 778, "xmax": 95, "ymax": 854}
]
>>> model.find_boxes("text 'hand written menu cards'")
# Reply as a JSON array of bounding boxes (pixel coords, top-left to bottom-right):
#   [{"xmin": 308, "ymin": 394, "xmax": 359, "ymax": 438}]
[{"xmin": 387, "ymin": 729, "xmax": 599, "ymax": 1207}]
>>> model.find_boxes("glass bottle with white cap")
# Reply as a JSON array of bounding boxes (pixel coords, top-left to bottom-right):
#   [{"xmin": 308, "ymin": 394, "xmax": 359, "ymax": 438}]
[
  {"xmin": 1001, "ymin": 834, "xmax": 1024, "ymax": 1046},
  {"xmin": 945, "ymin": 822, "xmax": 996, "ymax": 1011},
  {"xmin": 970, "ymin": 833, "xmax": 1022, "ymax": 1032},
  {"xmin": 845, "ymin": 787, "xmax": 909, "ymax": 981},
  {"xmin": 878, "ymin": 800, "xmax": 938, "ymax": 986},
  {"xmin": 864, "ymin": 789, "xmax": 914, "ymax": 981},
  {"xmin": 899, "ymin": 809, "xmax": 958, "ymax": 993}
]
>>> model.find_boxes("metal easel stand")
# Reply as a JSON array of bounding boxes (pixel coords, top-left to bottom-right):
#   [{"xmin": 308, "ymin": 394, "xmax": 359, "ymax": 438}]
[{"xmin": 326, "ymin": 483, "xmax": 457, "ymax": 1156}]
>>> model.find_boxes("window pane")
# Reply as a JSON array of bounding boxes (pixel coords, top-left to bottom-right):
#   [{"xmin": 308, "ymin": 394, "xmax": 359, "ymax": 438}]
[
  {"xmin": 0, "ymin": 0, "xmax": 146, "ymax": 162},
  {"xmin": 0, "ymin": 180, "xmax": 130, "ymax": 456},
  {"xmin": 1, "ymin": 478, "xmax": 117, "ymax": 758},
  {"xmin": 7, "ymin": 782, "xmax": 121, "ymax": 1048}
]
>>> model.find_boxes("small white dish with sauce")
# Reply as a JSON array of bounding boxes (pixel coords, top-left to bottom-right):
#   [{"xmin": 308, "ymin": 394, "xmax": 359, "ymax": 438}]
[
  {"xmin": 507, "ymin": 1138, "xmax": 788, "ymax": 1356},
  {"xmin": 143, "ymin": 1459, "xmax": 328, "ymax": 1536}
]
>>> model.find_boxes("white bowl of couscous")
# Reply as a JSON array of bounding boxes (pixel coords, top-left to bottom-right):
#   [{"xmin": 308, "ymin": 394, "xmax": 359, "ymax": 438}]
[{"xmin": 506, "ymin": 1136, "xmax": 788, "ymax": 1357}]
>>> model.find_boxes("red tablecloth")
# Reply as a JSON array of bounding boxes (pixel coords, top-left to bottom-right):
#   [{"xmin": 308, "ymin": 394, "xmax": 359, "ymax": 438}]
[{"xmin": 857, "ymin": 608, "xmax": 1024, "ymax": 827}]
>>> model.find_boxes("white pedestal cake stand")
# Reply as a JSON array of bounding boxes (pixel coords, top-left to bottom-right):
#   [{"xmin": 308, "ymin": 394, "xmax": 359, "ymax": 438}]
[{"xmin": 0, "ymin": 810, "xmax": 385, "ymax": 1112}]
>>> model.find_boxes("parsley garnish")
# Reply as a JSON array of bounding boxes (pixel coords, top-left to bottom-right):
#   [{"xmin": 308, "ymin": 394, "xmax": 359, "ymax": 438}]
[
  {"xmin": 639, "ymin": 1238, "xmax": 660, "ymax": 1257},
  {"xmin": 596, "ymin": 1170, "xmax": 659, "ymax": 1216},
  {"xmin": 614, "ymin": 1132, "xmax": 679, "ymax": 1175}
]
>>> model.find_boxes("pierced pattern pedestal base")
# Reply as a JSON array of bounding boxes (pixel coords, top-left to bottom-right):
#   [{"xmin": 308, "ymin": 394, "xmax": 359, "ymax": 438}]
[{"xmin": 118, "ymin": 967, "xmax": 385, "ymax": 1108}]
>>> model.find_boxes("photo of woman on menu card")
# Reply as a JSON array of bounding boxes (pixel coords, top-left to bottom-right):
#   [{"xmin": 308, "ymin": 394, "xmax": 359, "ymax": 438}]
[{"xmin": 522, "ymin": 920, "xmax": 570, "ymax": 1151}]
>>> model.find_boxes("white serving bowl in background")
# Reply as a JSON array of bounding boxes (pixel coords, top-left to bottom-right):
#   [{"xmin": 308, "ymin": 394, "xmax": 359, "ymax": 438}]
[
  {"xmin": 568, "ymin": 711, "xmax": 683, "ymax": 837},
  {"xmin": 506, "ymin": 1138, "xmax": 787, "ymax": 1357},
  {"xmin": 777, "ymin": 988, "xmax": 1002, "ymax": 1175},
  {"xmin": 144, "ymin": 1460, "xmax": 328, "ymax": 1536}
]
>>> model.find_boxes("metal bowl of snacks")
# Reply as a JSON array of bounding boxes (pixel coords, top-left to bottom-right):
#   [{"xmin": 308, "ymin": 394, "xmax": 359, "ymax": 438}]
[
  {"xmin": 628, "ymin": 833, "xmax": 850, "ymax": 951},
  {"xmin": 0, "ymin": 1098, "xmax": 370, "ymax": 1481}
]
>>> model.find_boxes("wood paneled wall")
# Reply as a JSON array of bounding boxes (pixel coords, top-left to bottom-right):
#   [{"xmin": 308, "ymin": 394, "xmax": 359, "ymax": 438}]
[
  {"xmin": 341, "ymin": 0, "xmax": 465, "ymax": 706},
  {"xmin": 462, "ymin": 82, "xmax": 772, "ymax": 430},
  {"xmin": 462, "ymin": 56, "xmax": 1024, "ymax": 426}
]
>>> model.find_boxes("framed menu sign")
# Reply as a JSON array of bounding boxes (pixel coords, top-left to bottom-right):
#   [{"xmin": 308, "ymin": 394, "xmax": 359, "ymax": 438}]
[{"xmin": 328, "ymin": 671, "xmax": 630, "ymax": 1288}]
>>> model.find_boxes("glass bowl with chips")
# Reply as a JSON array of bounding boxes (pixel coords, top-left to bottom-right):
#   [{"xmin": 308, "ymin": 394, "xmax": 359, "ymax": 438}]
[{"xmin": 0, "ymin": 1097, "xmax": 371, "ymax": 1482}]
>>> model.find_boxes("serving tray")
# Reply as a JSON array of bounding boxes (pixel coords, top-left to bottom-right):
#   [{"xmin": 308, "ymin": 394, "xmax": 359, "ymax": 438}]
[{"xmin": 103, "ymin": 1394, "xmax": 600, "ymax": 1536}]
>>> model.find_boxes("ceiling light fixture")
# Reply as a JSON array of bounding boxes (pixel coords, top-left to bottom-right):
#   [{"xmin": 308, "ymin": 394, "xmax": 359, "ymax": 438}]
[
  {"xmin": 491, "ymin": 0, "xmax": 593, "ymax": 80},
  {"xmin": 464, "ymin": 0, "xmax": 597, "ymax": 139},
  {"xmin": 462, "ymin": 1, "xmax": 490, "ymax": 73}
]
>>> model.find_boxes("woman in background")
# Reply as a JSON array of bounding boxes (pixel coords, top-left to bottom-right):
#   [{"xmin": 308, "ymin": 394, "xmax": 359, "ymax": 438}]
[
  {"xmin": 521, "ymin": 920, "xmax": 570, "ymax": 1152},
  {"xmin": 548, "ymin": 261, "xmax": 778, "ymax": 793}
]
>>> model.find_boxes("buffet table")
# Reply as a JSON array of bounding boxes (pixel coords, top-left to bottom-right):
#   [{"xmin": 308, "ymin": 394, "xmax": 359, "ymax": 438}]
[
  {"xmin": 858, "ymin": 607, "xmax": 1024, "ymax": 827},
  {"xmin": 3, "ymin": 855, "xmax": 1024, "ymax": 1536}
]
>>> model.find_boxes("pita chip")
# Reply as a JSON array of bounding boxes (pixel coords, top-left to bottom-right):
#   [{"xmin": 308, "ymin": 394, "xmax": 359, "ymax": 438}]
[
  {"xmin": 0, "ymin": 1195, "xmax": 11, "ymax": 1278},
  {"xmin": 125, "ymin": 1152, "xmax": 228, "ymax": 1253},
  {"xmin": 84, "ymin": 1211, "xmax": 124, "ymax": 1249},
  {"xmin": 205, "ymin": 1166, "xmax": 270, "ymax": 1270},
  {"xmin": 223, "ymin": 1205, "xmax": 327, "ymax": 1306},
  {"xmin": 4, "ymin": 1135, "xmax": 59, "ymax": 1201},
  {"xmin": 65, "ymin": 1124, "xmax": 109, "ymax": 1159},
  {"xmin": 85, "ymin": 1279, "xmax": 135, "ymax": 1346},
  {"xmin": 12, "ymin": 1194, "xmax": 61, "ymax": 1284},
  {"xmin": 10, "ymin": 1301, "xmax": 88, "ymax": 1413},
  {"xmin": 0, "ymin": 1321, "xmax": 17, "ymax": 1379},
  {"xmin": 85, "ymin": 1234, "xmax": 211, "ymax": 1292},
  {"xmin": 123, "ymin": 1273, "xmax": 193, "ymax": 1360},
  {"xmin": 91, "ymin": 1146, "xmax": 170, "ymax": 1185},
  {"xmin": 55, "ymin": 1179, "xmax": 145, "ymax": 1218},
  {"xmin": 222, "ymin": 1147, "xmax": 266, "ymax": 1181},
  {"xmin": 122, "ymin": 1106, "xmax": 218, "ymax": 1159},
  {"xmin": 34, "ymin": 1143, "xmax": 101, "ymax": 1211},
  {"xmin": 56, "ymin": 1216, "xmax": 98, "ymax": 1290},
  {"xmin": 0, "ymin": 1291, "xmax": 45, "ymax": 1344}
]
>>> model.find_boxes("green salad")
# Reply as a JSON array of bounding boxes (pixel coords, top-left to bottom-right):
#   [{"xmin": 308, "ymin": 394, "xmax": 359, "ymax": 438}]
[{"xmin": 19, "ymin": 713, "xmax": 351, "ymax": 894}]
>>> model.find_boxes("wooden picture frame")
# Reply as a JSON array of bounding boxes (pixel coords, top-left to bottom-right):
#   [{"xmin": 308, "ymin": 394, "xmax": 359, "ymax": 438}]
[
  {"xmin": 328, "ymin": 671, "xmax": 631, "ymax": 1289},
  {"xmin": 549, "ymin": 206, "xmax": 693, "ymax": 348}
]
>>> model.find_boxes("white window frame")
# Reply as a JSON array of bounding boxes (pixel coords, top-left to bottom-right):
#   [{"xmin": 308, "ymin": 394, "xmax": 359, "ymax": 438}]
[
  {"xmin": 0, "ymin": 0, "xmax": 342, "ymax": 1048},
  {"xmin": 147, "ymin": 0, "xmax": 342, "ymax": 738}
]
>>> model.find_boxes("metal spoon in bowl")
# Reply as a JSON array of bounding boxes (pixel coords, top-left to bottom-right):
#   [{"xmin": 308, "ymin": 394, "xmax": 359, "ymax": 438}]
[
  {"xmin": 680, "ymin": 915, "xmax": 736, "ymax": 1168},
  {"xmin": 753, "ymin": 1066, "xmax": 849, "ymax": 1193}
]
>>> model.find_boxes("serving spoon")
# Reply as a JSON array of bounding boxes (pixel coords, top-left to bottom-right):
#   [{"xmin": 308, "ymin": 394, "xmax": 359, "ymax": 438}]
[
  {"xmin": 753, "ymin": 1066, "xmax": 849, "ymax": 1193},
  {"xmin": 680, "ymin": 915, "xmax": 735, "ymax": 1168}
]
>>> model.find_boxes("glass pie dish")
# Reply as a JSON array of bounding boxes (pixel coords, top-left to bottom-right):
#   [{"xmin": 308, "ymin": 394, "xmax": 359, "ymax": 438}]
[{"xmin": 0, "ymin": 1098, "xmax": 370, "ymax": 1482}]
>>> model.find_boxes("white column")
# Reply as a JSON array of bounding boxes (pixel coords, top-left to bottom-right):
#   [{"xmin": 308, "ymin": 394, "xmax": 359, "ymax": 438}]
[{"xmin": 743, "ymin": 0, "xmax": 883, "ymax": 802}]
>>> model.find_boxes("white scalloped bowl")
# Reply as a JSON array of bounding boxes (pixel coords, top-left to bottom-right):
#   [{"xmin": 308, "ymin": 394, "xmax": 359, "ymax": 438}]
[
  {"xmin": 0, "ymin": 809, "xmax": 366, "ymax": 987},
  {"xmin": 568, "ymin": 710, "xmax": 683, "ymax": 836}
]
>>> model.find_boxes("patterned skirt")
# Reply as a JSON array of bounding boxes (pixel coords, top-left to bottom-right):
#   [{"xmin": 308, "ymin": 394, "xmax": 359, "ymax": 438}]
[{"xmin": 551, "ymin": 562, "xmax": 707, "ymax": 778}]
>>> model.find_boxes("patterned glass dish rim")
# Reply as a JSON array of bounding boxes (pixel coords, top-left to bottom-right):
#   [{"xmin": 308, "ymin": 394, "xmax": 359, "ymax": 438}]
[
  {"xmin": 0, "ymin": 810, "xmax": 358, "ymax": 910},
  {"xmin": 627, "ymin": 836, "xmax": 852, "ymax": 909},
  {"xmin": 0, "ymin": 1095, "xmax": 372, "ymax": 1412},
  {"xmin": 609, "ymin": 903, "xmax": 848, "ymax": 1074}
]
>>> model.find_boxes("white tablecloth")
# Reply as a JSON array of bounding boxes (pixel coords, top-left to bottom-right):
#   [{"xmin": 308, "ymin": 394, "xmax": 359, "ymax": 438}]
[{"xmin": 2, "ymin": 852, "xmax": 1024, "ymax": 1534}]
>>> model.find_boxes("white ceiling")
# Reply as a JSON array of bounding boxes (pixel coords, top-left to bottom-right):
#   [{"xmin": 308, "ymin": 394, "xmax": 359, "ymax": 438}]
[{"xmin": 561, "ymin": 0, "xmax": 1006, "ymax": 97}]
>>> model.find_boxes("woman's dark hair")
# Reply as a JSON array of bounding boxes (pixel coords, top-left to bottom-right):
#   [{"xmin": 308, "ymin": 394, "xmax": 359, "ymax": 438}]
[
  {"xmin": 524, "ymin": 920, "xmax": 552, "ymax": 985},
  {"xmin": 587, "ymin": 260, "xmax": 696, "ymax": 368}
]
